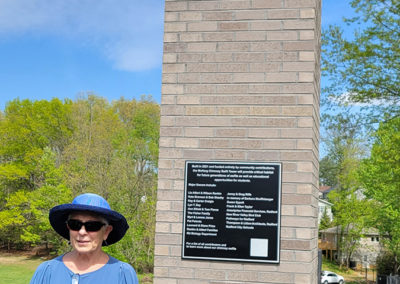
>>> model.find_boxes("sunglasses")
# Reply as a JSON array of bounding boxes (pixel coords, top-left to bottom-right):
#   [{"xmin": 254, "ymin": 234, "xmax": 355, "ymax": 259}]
[{"xmin": 66, "ymin": 219, "xmax": 106, "ymax": 232}]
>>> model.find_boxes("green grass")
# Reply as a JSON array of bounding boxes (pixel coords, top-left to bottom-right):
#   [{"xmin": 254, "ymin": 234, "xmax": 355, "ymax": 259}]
[
  {"xmin": 138, "ymin": 273, "xmax": 153, "ymax": 283},
  {"xmin": 0, "ymin": 256, "xmax": 42, "ymax": 284},
  {"xmin": 322, "ymin": 259, "xmax": 351, "ymax": 274},
  {"xmin": 322, "ymin": 259, "xmax": 376, "ymax": 284},
  {"xmin": 0, "ymin": 253, "xmax": 153, "ymax": 283},
  {"xmin": 3, "ymin": 254, "xmax": 377, "ymax": 284}
]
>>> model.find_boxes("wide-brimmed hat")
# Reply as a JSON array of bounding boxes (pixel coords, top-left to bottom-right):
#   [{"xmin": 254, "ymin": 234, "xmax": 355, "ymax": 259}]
[{"xmin": 49, "ymin": 193, "xmax": 129, "ymax": 246}]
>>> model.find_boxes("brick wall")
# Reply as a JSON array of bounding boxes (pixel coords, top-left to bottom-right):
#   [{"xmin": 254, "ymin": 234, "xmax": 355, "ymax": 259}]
[{"xmin": 155, "ymin": 0, "xmax": 321, "ymax": 283}]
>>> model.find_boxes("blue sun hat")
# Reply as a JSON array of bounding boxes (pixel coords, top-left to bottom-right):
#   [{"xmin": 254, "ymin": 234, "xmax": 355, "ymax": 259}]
[{"xmin": 49, "ymin": 193, "xmax": 129, "ymax": 246}]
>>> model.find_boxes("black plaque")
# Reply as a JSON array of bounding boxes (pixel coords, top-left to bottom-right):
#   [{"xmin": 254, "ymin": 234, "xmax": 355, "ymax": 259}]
[{"xmin": 182, "ymin": 161, "xmax": 282, "ymax": 263}]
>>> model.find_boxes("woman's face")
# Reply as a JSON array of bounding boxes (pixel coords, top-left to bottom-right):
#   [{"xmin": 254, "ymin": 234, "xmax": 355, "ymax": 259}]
[{"xmin": 67, "ymin": 212, "xmax": 113, "ymax": 255}]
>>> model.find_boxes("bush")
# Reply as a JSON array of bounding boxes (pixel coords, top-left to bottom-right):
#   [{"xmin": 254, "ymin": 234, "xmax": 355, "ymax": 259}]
[{"xmin": 376, "ymin": 251, "xmax": 397, "ymax": 275}]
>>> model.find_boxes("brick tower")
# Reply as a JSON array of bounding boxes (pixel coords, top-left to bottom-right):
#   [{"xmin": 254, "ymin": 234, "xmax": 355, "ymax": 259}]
[{"xmin": 155, "ymin": 0, "xmax": 321, "ymax": 283}]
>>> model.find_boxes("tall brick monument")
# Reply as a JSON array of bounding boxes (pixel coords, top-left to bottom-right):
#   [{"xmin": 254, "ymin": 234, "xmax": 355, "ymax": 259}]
[{"xmin": 155, "ymin": 0, "xmax": 321, "ymax": 283}]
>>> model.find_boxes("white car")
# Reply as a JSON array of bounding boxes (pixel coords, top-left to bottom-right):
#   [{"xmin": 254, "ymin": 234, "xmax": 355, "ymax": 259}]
[{"xmin": 321, "ymin": 270, "xmax": 345, "ymax": 284}]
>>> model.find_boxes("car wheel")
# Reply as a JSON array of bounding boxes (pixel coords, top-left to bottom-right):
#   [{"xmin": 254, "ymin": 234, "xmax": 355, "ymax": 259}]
[
  {"xmin": 339, "ymin": 281, "xmax": 343, "ymax": 284},
  {"xmin": 323, "ymin": 281, "xmax": 328, "ymax": 284}
]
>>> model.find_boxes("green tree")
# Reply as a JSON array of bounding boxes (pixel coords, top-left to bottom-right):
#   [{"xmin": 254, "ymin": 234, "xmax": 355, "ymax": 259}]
[
  {"xmin": 322, "ymin": 1, "xmax": 399, "ymax": 269},
  {"xmin": 106, "ymin": 96, "xmax": 159, "ymax": 272},
  {"xmin": 0, "ymin": 95, "xmax": 160, "ymax": 271},
  {"xmin": 329, "ymin": 189, "xmax": 370, "ymax": 268},
  {"xmin": 319, "ymin": 207, "xmax": 332, "ymax": 231},
  {"xmin": 320, "ymin": 114, "xmax": 366, "ymax": 188},
  {"xmin": 0, "ymin": 190, "xmax": 28, "ymax": 250},
  {"xmin": 322, "ymin": 0, "xmax": 400, "ymax": 118},
  {"xmin": 62, "ymin": 94, "xmax": 123, "ymax": 197},
  {"xmin": 320, "ymin": 114, "xmax": 370, "ymax": 267},
  {"xmin": 319, "ymin": 155, "xmax": 338, "ymax": 187},
  {"xmin": 22, "ymin": 148, "xmax": 72, "ymax": 250},
  {"xmin": 0, "ymin": 148, "xmax": 72, "ymax": 251},
  {"xmin": 359, "ymin": 116, "xmax": 400, "ymax": 274},
  {"xmin": 62, "ymin": 95, "xmax": 160, "ymax": 272},
  {"xmin": 0, "ymin": 148, "xmax": 71, "ymax": 249},
  {"xmin": 0, "ymin": 99, "xmax": 73, "ymax": 249},
  {"xmin": 0, "ymin": 99, "xmax": 73, "ymax": 194},
  {"xmin": 376, "ymin": 251, "xmax": 398, "ymax": 275}
]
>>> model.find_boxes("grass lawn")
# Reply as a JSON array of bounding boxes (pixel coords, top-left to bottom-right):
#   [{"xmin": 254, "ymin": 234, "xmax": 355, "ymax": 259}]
[
  {"xmin": 0, "ymin": 252, "xmax": 42, "ymax": 284},
  {"xmin": 1, "ymin": 252, "xmax": 380, "ymax": 284},
  {"xmin": 0, "ymin": 252, "xmax": 153, "ymax": 283}
]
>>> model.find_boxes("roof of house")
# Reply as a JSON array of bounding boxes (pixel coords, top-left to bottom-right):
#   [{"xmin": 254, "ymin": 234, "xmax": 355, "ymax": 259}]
[
  {"xmin": 318, "ymin": 198, "xmax": 333, "ymax": 206},
  {"xmin": 320, "ymin": 225, "xmax": 379, "ymax": 236},
  {"xmin": 319, "ymin": 185, "xmax": 334, "ymax": 193}
]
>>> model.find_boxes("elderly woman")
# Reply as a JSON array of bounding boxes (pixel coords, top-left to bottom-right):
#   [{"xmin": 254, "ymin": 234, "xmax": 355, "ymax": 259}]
[{"xmin": 30, "ymin": 193, "xmax": 139, "ymax": 284}]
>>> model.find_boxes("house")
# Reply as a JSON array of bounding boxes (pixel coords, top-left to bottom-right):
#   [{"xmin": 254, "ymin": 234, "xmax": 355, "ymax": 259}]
[
  {"xmin": 319, "ymin": 185, "xmax": 334, "ymax": 199},
  {"xmin": 318, "ymin": 185, "xmax": 334, "ymax": 224},
  {"xmin": 318, "ymin": 198, "xmax": 333, "ymax": 223},
  {"xmin": 319, "ymin": 225, "xmax": 382, "ymax": 269}
]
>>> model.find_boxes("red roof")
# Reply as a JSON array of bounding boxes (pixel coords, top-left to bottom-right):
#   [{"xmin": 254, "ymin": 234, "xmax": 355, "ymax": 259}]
[{"xmin": 319, "ymin": 185, "xmax": 332, "ymax": 192}]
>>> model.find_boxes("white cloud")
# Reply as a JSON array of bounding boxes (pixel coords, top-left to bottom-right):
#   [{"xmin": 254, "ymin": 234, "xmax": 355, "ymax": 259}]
[
  {"xmin": 331, "ymin": 92, "xmax": 393, "ymax": 107},
  {"xmin": 0, "ymin": 0, "xmax": 164, "ymax": 71}
]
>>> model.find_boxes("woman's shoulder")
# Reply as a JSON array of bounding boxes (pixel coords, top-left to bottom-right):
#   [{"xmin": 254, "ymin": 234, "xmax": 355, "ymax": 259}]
[
  {"xmin": 107, "ymin": 256, "xmax": 139, "ymax": 284},
  {"xmin": 29, "ymin": 256, "xmax": 64, "ymax": 284},
  {"xmin": 107, "ymin": 255, "xmax": 135, "ymax": 272},
  {"xmin": 35, "ymin": 255, "xmax": 63, "ymax": 270}
]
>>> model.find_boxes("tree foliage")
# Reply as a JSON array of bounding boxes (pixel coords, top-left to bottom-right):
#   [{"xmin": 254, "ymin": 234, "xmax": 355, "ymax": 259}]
[
  {"xmin": 376, "ymin": 251, "xmax": 398, "ymax": 275},
  {"xmin": 319, "ymin": 207, "xmax": 333, "ymax": 231},
  {"xmin": 320, "ymin": 114, "xmax": 366, "ymax": 188},
  {"xmin": 319, "ymin": 114, "xmax": 371, "ymax": 268},
  {"xmin": 0, "ymin": 95, "xmax": 160, "ymax": 272},
  {"xmin": 328, "ymin": 189, "xmax": 371, "ymax": 268},
  {"xmin": 321, "ymin": 0, "xmax": 400, "ymax": 271},
  {"xmin": 322, "ymin": 0, "xmax": 399, "ymax": 117},
  {"xmin": 359, "ymin": 117, "xmax": 400, "ymax": 274},
  {"xmin": 0, "ymin": 99, "xmax": 73, "ymax": 199}
]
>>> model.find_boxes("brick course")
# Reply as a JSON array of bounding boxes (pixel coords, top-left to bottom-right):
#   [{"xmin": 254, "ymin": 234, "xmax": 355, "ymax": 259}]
[{"xmin": 155, "ymin": 0, "xmax": 321, "ymax": 283}]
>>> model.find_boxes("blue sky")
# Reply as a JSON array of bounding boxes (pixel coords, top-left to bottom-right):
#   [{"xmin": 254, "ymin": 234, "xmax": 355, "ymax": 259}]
[
  {"xmin": 0, "ymin": 0, "xmax": 165, "ymax": 110},
  {"xmin": 0, "ymin": 0, "xmax": 355, "ymax": 111}
]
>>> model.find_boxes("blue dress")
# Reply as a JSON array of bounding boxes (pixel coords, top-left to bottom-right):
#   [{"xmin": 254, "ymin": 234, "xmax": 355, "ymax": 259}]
[{"xmin": 30, "ymin": 255, "xmax": 139, "ymax": 284}]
